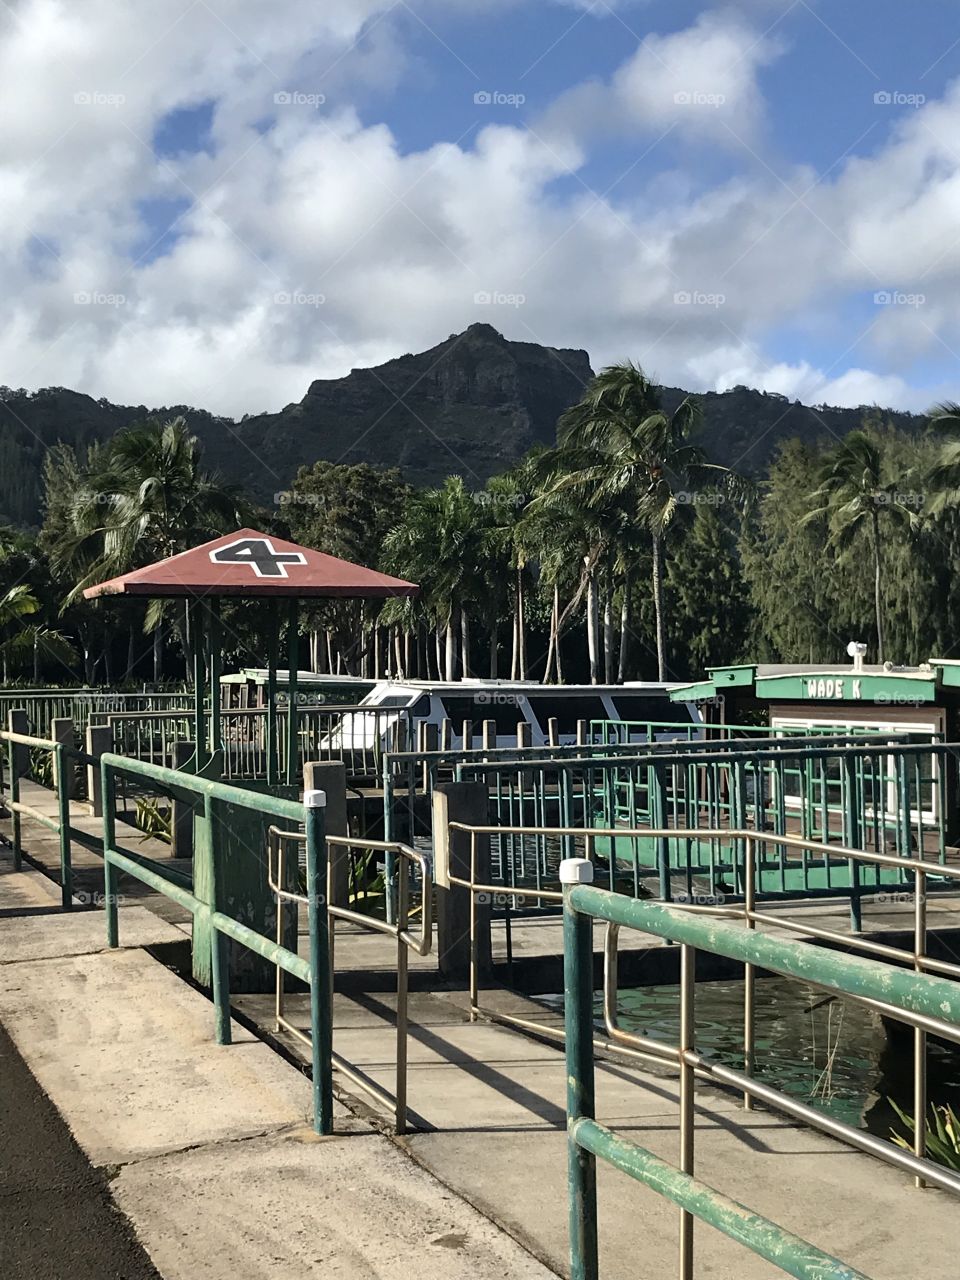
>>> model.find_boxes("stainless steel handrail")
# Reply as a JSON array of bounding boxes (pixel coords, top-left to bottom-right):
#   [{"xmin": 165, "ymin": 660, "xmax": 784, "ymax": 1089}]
[
  {"xmin": 267, "ymin": 828, "xmax": 432, "ymax": 1133},
  {"xmin": 447, "ymin": 819, "xmax": 960, "ymax": 1192}
]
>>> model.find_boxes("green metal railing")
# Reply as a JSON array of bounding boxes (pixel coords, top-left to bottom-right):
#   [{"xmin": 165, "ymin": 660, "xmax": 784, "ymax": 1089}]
[
  {"xmin": 106, "ymin": 703, "xmax": 412, "ymax": 785},
  {"xmin": 0, "ymin": 726, "xmax": 94, "ymax": 907},
  {"xmin": 0, "ymin": 687, "xmax": 193, "ymax": 738},
  {"xmin": 269, "ymin": 831, "xmax": 432, "ymax": 1133},
  {"xmin": 445, "ymin": 736, "xmax": 953, "ymax": 919},
  {"xmin": 98, "ymin": 754, "xmax": 335, "ymax": 1134},
  {"xmin": 559, "ymin": 855, "xmax": 960, "ymax": 1280}
]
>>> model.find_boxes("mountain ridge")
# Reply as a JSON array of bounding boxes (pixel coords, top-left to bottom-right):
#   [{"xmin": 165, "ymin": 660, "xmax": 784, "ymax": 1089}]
[{"xmin": 0, "ymin": 323, "xmax": 927, "ymax": 526}]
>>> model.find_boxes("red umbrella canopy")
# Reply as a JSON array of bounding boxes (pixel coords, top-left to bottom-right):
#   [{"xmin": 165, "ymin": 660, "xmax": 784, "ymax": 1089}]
[{"xmin": 83, "ymin": 528, "xmax": 418, "ymax": 600}]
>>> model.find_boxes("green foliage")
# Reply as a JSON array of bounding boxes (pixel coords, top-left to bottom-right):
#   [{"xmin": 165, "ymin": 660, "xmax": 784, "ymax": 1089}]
[
  {"xmin": 6, "ymin": 364, "xmax": 960, "ymax": 689},
  {"xmin": 890, "ymin": 1099, "xmax": 960, "ymax": 1172},
  {"xmin": 667, "ymin": 504, "xmax": 754, "ymax": 678},
  {"xmin": 135, "ymin": 797, "xmax": 172, "ymax": 846}
]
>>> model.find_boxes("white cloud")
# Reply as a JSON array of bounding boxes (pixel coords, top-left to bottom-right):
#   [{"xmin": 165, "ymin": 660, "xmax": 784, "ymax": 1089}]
[
  {"xmin": 0, "ymin": 0, "xmax": 958, "ymax": 441},
  {"xmin": 539, "ymin": 11, "xmax": 782, "ymax": 147}
]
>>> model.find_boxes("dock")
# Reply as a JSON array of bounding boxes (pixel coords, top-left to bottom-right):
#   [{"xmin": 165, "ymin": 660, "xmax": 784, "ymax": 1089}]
[{"xmin": 4, "ymin": 791, "xmax": 960, "ymax": 1277}]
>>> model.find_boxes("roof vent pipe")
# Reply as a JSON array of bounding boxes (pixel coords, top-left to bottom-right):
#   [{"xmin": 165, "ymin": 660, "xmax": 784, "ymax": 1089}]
[{"xmin": 846, "ymin": 640, "xmax": 868, "ymax": 674}]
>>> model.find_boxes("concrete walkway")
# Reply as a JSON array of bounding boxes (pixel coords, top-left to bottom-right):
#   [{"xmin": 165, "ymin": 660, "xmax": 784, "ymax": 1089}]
[
  {"xmin": 5, "ymin": 795, "xmax": 960, "ymax": 1278},
  {"xmin": 237, "ymin": 984, "xmax": 960, "ymax": 1279},
  {"xmin": 0, "ymin": 853, "xmax": 555, "ymax": 1280}
]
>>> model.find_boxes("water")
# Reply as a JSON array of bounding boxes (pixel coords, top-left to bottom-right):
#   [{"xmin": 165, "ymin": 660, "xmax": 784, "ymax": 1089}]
[{"xmin": 545, "ymin": 976, "xmax": 960, "ymax": 1138}]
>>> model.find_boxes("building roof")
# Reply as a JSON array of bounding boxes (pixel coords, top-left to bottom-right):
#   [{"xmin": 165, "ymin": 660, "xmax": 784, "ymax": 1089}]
[
  {"xmin": 83, "ymin": 529, "xmax": 418, "ymax": 601},
  {"xmin": 669, "ymin": 659, "xmax": 942, "ymax": 705}
]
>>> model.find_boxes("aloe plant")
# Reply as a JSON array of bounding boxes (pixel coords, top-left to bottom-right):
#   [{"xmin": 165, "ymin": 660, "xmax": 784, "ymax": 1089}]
[{"xmin": 890, "ymin": 1099, "xmax": 960, "ymax": 1171}]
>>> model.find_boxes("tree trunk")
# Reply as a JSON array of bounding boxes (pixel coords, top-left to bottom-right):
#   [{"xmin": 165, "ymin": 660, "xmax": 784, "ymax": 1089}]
[
  {"xmin": 618, "ymin": 568, "xmax": 632, "ymax": 683},
  {"xmin": 391, "ymin": 624, "xmax": 404, "ymax": 675},
  {"xmin": 445, "ymin": 617, "xmax": 456, "ymax": 681},
  {"xmin": 603, "ymin": 571, "xmax": 614, "ymax": 684},
  {"xmin": 651, "ymin": 532, "xmax": 667, "ymax": 681},
  {"xmin": 153, "ymin": 626, "xmax": 162, "ymax": 683},
  {"xmin": 516, "ymin": 569, "xmax": 527, "ymax": 680},
  {"xmin": 325, "ymin": 629, "xmax": 334, "ymax": 674},
  {"xmin": 489, "ymin": 618, "xmax": 499, "ymax": 679},
  {"xmin": 460, "ymin": 608, "xmax": 470, "ymax": 678},
  {"xmin": 510, "ymin": 608, "xmax": 518, "ymax": 680},
  {"xmin": 435, "ymin": 626, "xmax": 443, "ymax": 680},
  {"xmin": 586, "ymin": 567, "xmax": 599, "ymax": 684},
  {"xmin": 33, "ymin": 631, "xmax": 40, "ymax": 683},
  {"xmin": 872, "ymin": 511, "xmax": 885, "ymax": 664},
  {"xmin": 543, "ymin": 587, "xmax": 557, "ymax": 684}
]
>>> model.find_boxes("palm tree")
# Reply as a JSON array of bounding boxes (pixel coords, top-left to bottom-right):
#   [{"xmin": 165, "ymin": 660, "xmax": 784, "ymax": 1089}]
[
  {"xmin": 0, "ymin": 583, "xmax": 76, "ymax": 683},
  {"xmin": 805, "ymin": 429, "xmax": 919, "ymax": 664},
  {"xmin": 52, "ymin": 417, "xmax": 248, "ymax": 679},
  {"xmin": 542, "ymin": 363, "xmax": 744, "ymax": 681},
  {"xmin": 925, "ymin": 402, "xmax": 960, "ymax": 515},
  {"xmin": 383, "ymin": 476, "xmax": 485, "ymax": 680}
]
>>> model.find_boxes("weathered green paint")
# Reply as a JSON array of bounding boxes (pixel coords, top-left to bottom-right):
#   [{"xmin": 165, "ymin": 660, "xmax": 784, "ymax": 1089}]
[
  {"xmin": 54, "ymin": 743, "xmax": 72, "ymax": 909},
  {"xmin": 102, "ymin": 761, "xmax": 119, "ymax": 947},
  {"xmin": 99, "ymin": 754, "xmax": 302, "ymax": 823},
  {"xmin": 756, "ymin": 672, "xmax": 935, "ymax": 703},
  {"xmin": 7, "ymin": 731, "xmax": 21, "ymax": 870},
  {"xmin": 192, "ymin": 601, "xmax": 206, "ymax": 771},
  {"xmin": 286, "ymin": 599, "xmax": 299, "ymax": 788},
  {"xmin": 563, "ymin": 881, "xmax": 598, "ymax": 1280},
  {"xmin": 266, "ymin": 603, "xmax": 279, "ymax": 787},
  {"xmin": 305, "ymin": 797, "xmax": 333, "ymax": 1135},
  {"xmin": 569, "ymin": 883, "xmax": 960, "ymax": 1028},
  {"xmin": 210, "ymin": 910, "xmax": 310, "ymax": 984},
  {"xmin": 571, "ymin": 1117, "xmax": 870, "ymax": 1280},
  {"xmin": 101, "ymin": 754, "xmax": 302, "ymax": 990},
  {"xmin": 105, "ymin": 844, "xmax": 202, "ymax": 917}
]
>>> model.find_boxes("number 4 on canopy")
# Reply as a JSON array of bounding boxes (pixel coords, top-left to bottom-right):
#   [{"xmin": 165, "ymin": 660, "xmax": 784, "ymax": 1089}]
[{"xmin": 209, "ymin": 537, "xmax": 307, "ymax": 579}]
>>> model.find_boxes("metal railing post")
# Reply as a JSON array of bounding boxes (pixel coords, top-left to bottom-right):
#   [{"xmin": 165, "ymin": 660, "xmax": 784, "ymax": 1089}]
[
  {"xmin": 7, "ymin": 719, "xmax": 21, "ymax": 871},
  {"xmin": 679, "ymin": 943, "xmax": 695, "ymax": 1279},
  {"xmin": 561, "ymin": 857, "xmax": 598, "ymax": 1280},
  {"xmin": 206, "ymin": 793, "xmax": 232, "ymax": 1047},
  {"xmin": 469, "ymin": 828, "xmax": 478, "ymax": 1021},
  {"xmin": 744, "ymin": 834, "xmax": 756, "ymax": 1110},
  {"xmin": 396, "ymin": 856, "xmax": 410, "ymax": 1134},
  {"xmin": 55, "ymin": 743, "xmax": 72, "ymax": 909},
  {"xmin": 102, "ymin": 759, "xmax": 119, "ymax": 948},
  {"xmin": 914, "ymin": 865, "xmax": 927, "ymax": 1187},
  {"xmin": 305, "ymin": 789, "xmax": 333, "ymax": 1135}
]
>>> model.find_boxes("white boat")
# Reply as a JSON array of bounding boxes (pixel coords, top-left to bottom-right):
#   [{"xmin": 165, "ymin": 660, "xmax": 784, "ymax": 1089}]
[{"xmin": 323, "ymin": 678, "xmax": 700, "ymax": 754}]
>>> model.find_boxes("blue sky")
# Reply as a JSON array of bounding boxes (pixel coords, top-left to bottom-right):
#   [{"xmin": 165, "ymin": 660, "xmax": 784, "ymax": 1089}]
[{"xmin": 4, "ymin": 0, "xmax": 960, "ymax": 418}]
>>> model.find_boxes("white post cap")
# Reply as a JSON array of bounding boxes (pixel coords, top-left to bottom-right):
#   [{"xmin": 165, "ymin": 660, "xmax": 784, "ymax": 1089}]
[
  {"xmin": 303, "ymin": 789, "xmax": 327, "ymax": 808},
  {"xmin": 559, "ymin": 857, "xmax": 594, "ymax": 885}
]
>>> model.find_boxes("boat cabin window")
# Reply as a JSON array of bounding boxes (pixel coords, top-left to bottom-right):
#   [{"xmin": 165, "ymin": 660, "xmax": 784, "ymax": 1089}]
[
  {"xmin": 526, "ymin": 695, "xmax": 608, "ymax": 735},
  {"xmin": 611, "ymin": 695, "xmax": 680, "ymax": 725},
  {"xmin": 439, "ymin": 695, "xmax": 527, "ymax": 733}
]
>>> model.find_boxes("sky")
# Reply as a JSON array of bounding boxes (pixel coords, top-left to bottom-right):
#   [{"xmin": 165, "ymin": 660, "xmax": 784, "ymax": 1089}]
[{"xmin": 3, "ymin": 0, "xmax": 960, "ymax": 417}]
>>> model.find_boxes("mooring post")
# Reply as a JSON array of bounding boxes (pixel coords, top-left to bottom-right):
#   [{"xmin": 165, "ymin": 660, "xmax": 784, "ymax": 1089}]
[
  {"xmin": 51, "ymin": 717, "xmax": 77, "ymax": 799},
  {"xmin": 86, "ymin": 724, "xmax": 111, "ymax": 817},
  {"xmin": 432, "ymin": 781, "xmax": 491, "ymax": 983},
  {"xmin": 304, "ymin": 760, "xmax": 347, "ymax": 906},
  {"xmin": 9, "ymin": 708, "xmax": 28, "ymax": 782},
  {"xmin": 304, "ymin": 788, "xmax": 333, "ymax": 1135}
]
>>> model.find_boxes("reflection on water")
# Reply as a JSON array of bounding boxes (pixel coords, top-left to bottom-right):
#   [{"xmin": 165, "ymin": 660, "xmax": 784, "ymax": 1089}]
[{"xmin": 546, "ymin": 977, "xmax": 960, "ymax": 1137}]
